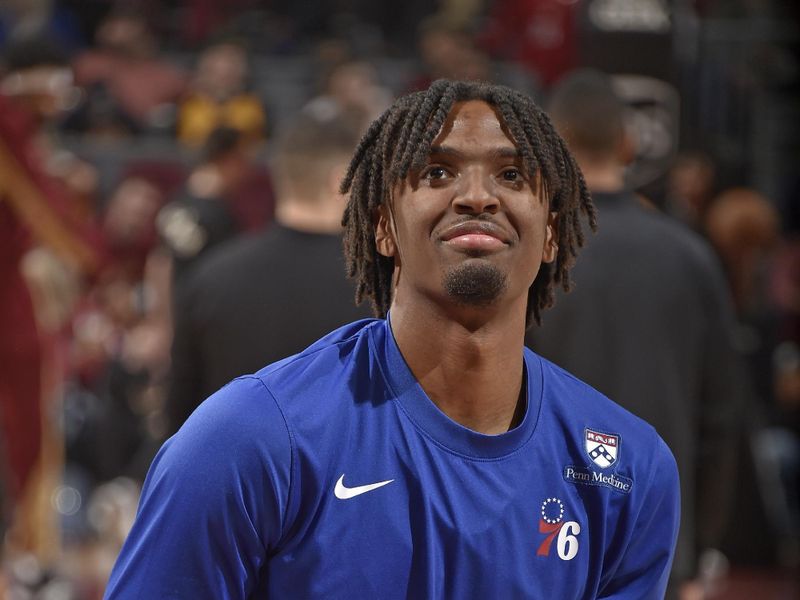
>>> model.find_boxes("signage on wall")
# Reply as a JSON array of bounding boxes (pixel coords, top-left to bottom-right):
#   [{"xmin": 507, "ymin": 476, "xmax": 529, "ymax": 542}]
[{"xmin": 588, "ymin": 0, "xmax": 671, "ymax": 33}]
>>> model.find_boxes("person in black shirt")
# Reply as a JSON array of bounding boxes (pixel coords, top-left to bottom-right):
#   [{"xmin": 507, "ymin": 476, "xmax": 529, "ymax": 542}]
[
  {"xmin": 157, "ymin": 126, "xmax": 254, "ymax": 283},
  {"xmin": 526, "ymin": 70, "xmax": 745, "ymax": 598},
  {"xmin": 165, "ymin": 107, "xmax": 371, "ymax": 435}
]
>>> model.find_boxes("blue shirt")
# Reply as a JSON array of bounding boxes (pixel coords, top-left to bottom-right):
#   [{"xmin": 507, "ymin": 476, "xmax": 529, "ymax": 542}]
[{"xmin": 106, "ymin": 318, "xmax": 680, "ymax": 599}]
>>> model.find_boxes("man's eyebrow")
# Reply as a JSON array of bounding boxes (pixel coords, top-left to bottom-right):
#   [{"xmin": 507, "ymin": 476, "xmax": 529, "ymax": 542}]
[
  {"xmin": 494, "ymin": 147, "xmax": 522, "ymax": 159},
  {"xmin": 428, "ymin": 145, "xmax": 521, "ymax": 159},
  {"xmin": 427, "ymin": 145, "xmax": 462, "ymax": 158}
]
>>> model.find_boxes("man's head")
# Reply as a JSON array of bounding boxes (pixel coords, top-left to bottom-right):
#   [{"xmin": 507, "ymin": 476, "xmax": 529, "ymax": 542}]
[
  {"xmin": 193, "ymin": 41, "xmax": 250, "ymax": 101},
  {"xmin": 547, "ymin": 70, "xmax": 631, "ymax": 186},
  {"xmin": 341, "ymin": 79, "xmax": 595, "ymax": 326},
  {"xmin": 96, "ymin": 9, "xmax": 157, "ymax": 59},
  {"xmin": 271, "ymin": 106, "xmax": 363, "ymax": 230},
  {"xmin": 667, "ymin": 151, "xmax": 716, "ymax": 226}
]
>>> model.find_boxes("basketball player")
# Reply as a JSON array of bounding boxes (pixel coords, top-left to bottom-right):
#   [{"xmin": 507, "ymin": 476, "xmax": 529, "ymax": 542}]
[{"xmin": 105, "ymin": 80, "xmax": 680, "ymax": 599}]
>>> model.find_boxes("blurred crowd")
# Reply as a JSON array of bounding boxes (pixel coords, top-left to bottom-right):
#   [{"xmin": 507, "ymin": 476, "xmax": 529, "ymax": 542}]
[{"xmin": 0, "ymin": 0, "xmax": 798, "ymax": 598}]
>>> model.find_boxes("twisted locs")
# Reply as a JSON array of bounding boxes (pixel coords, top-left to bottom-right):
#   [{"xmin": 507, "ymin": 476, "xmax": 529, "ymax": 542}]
[{"xmin": 341, "ymin": 80, "xmax": 597, "ymax": 327}]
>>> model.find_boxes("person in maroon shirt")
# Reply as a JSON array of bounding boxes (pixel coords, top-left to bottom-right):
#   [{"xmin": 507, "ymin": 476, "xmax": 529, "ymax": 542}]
[{"xmin": 0, "ymin": 38, "xmax": 102, "ymax": 530}]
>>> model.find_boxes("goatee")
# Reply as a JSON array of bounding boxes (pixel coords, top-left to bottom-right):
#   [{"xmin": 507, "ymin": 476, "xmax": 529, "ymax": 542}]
[{"xmin": 443, "ymin": 262, "xmax": 507, "ymax": 307}]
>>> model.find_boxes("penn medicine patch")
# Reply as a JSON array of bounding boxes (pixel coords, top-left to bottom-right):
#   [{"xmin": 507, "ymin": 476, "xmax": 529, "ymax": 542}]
[{"xmin": 585, "ymin": 429, "xmax": 619, "ymax": 469}]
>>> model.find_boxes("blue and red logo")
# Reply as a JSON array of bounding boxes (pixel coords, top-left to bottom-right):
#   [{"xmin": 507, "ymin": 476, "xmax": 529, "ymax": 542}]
[{"xmin": 536, "ymin": 497, "xmax": 581, "ymax": 561}]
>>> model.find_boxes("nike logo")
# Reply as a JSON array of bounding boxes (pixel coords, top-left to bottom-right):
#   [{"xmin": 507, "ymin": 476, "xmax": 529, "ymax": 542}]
[{"xmin": 334, "ymin": 474, "xmax": 394, "ymax": 499}]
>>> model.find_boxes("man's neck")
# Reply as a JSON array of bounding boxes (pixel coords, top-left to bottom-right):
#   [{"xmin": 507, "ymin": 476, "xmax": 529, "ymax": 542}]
[
  {"xmin": 389, "ymin": 296, "xmax": 528, "ymax": 435},
  {"xmin": 574, "ymin": 156, "xmax": 625, "ymax": 193},
  {"xmin": 275, "ymin": 200, "xmax": 343, "ymax": 234}
]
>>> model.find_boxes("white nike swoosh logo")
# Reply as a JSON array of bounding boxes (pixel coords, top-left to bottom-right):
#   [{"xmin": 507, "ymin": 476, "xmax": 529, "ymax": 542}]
[{"xmin": 334, "ymin": 474, "xmax": 394, "ymax": 499}]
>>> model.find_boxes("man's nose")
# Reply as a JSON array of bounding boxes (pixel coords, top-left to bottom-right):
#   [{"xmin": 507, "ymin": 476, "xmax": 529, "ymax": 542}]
[{"xmin": 453, "ymin": 170, "xmax": 499, "ymax": 214}]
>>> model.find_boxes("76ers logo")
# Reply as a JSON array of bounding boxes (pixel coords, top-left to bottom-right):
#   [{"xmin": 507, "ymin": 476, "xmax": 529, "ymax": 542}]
[
  {"xmin": 537, "ymin": 498, "xmax": 581, "ymax": 561},
  {"xmin": 585, "ymin": 429, "xmax": 619, "ymax": 469}
]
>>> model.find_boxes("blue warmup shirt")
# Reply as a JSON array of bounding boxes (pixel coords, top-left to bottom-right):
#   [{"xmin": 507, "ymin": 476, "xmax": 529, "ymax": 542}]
[{"xmin": 106, "ymin": 319, "xmax": 680, "ymax": 599}]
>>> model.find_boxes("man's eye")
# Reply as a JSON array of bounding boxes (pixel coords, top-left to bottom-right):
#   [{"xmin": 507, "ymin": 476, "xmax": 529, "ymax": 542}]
[
  {"xmin": 424, "ymin": 166, "xmax": 449, "ymax": 180},
  {"xmin": 502, "ymin": 169, "xmax": 521, "ymax": 182}
]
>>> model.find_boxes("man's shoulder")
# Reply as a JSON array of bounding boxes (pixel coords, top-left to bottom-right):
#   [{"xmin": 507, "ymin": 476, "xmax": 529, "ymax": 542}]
[
  {"xmin": 178, "ymin": 228, "xmax": 289, "ymax": 306},
  {"xmin": 254, "ymin": 318, "xmax": 382, "ymax": 389},
  {"xmin": 191, "ymin": 229, "xmax": 275, "ymax": 281},
  {"xmin": 186, "ymin": 225, "xmax": 344, "ymax": 290},
  {"xmin": 175, "ymin": 319, "xmax": 381, "ymax": 441},
  {"xmin": 588, "ymin": 196, "xmax": 726, "ymax": 298},
  {"xmin": 611, "ymin": 198, "xmax": 718, "ymax": 266}
]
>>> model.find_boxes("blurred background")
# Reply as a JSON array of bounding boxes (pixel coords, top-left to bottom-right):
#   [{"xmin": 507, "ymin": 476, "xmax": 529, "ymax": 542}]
[{"xmin": 0, "ymin": 0, "xmax": 797, "ymax": 598}]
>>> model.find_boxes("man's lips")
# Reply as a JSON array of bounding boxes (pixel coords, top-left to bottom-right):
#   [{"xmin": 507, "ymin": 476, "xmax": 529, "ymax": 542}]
[{"xmin": 439, "ymin": 221, "xmax": 510, "ymax": 251}]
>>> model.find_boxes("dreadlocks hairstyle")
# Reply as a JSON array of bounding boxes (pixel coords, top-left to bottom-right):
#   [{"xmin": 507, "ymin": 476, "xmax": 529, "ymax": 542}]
[{"xmin": 341, "ymin": 79, "xmax": 597, "ymax": 327}]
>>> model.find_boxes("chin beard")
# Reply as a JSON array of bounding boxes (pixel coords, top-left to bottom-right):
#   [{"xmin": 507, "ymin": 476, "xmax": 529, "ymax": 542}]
[{"xmin": 443, "ymin": 262, "xmax": 507, "ymax": 307}]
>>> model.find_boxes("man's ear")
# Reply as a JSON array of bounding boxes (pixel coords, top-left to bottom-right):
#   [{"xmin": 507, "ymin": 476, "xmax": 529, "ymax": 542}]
[
  {"xmin": 542, "ymin": 211, "xmax": 559, "ymax": 264},
  {"xmin": 374, "ymin": 204, "xmax": 397, "ymax": 258}
]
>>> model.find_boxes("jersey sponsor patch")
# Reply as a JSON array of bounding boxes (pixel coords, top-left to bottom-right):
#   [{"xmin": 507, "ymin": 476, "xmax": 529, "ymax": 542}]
[
  {"xmin": 563, "ymin": 465, "xmax": 633, "ymax": 494},
  {"xmin": 585, "ymin": 428, "xmax": 619, "ymax": 468}
]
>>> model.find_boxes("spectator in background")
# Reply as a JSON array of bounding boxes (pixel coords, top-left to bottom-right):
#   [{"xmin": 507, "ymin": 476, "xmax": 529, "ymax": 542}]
[
  {"xmin": 101, "ymin": 176, "xmax": 164, "ymax": 280},
  {"xmin": 525, "ymin": 70, "xmax": 745, "ymax": 598},
  {"xmin": 165, "ymin": 106, "xmax": 370, "ymax": 435},
  {"xmin": 63, "ymin": 170, "xmax": 176, "ymax": 548},
  {"xmin": 705, "ymin": 188, "xmax": 780, "ymax": 315},
  {"xmin": 304, "ymin": 59, "xmax": 393, "ymax": 130},
  {"xmin": 70, "ymin": 175, "xmax": 167, "ymax": 396},
  {"xmin": 0, "ymin": 36, "xmax": 103, "ymax": 556},
  {"xmin": 704, "ymin": 189, "xmax": 782, "ymax": 409},
  {"xmin": 665, "ymin": 151, "xmax": 717, "ymax": 232},
  {"xmin": 408, "ymin": 20, "xmax": 490, "ymax": 91},
  {"xmin": 157, "ymin": 126, "xmax": 272, "ymax": 284},
  {"xmin": 72, "ymin": 8, "xmax": 186, "ymax": 133},
  {"xmin": 177, "ymin": 40, "xmax": 266, "ymax": 148},
  {"xmin": 704, "ymin": 189, "xmax": 800, "ymax": 565}
]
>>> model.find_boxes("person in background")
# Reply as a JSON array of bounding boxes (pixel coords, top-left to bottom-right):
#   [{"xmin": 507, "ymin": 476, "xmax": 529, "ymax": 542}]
[
  {"xmin": 705, "ymin": 188, "xmax": 780, "ymax": 315},
  {"xmin": 157, "ymin": 126, "xmax": 273, "ymax": 285},
  {"xmin": 165, "ymin": 106, "xmax": 371, "ymax": 435},
  {"xmin": 67, "ymin": 173, "xmax": 171, "ymax": 486},
  {"xmin": 72, "ymin": 8, "xmax": 186, "ymax": 133},
  {"xmin": 526, "ymin": 69, "xmax": 745, "ymax": 598},
  {"xmin": 665, "ymin": 151, "xmax": 717, "ymax": 232},
  {"xmin": 0, "ymin": 36, "xmax": 103, "ymax": 559},
  {"xmin": 408, "ymin": 20, "xmax": 491, "ymax": 92},
  {"xmin": 177, "ymin": 40, "xmax": 266, "ymax": 148},
  {"xmin": 304, "ymin": 59, "xmax": 393, "ymax": 129},
  {"xmin": 704, "ymin": 189, "xmax": 800, "ymax": 566}
]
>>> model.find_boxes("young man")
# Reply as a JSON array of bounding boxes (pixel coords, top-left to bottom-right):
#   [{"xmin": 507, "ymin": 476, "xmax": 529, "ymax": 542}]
[{"xmin": 106, "ymin": 80, "xmax": 680, "ymax": 599}]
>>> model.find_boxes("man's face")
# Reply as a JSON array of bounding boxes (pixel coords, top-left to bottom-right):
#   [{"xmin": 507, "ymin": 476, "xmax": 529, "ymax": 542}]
[{"xmin": 376, "ymin": 100, "xmax": 558, "ymax": 313}]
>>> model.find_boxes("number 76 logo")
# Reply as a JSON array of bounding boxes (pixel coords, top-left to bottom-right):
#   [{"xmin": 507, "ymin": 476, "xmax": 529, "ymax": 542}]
[{"xmin": 537, "ymin": 498, "xmax": 581, "ymax": 561}]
